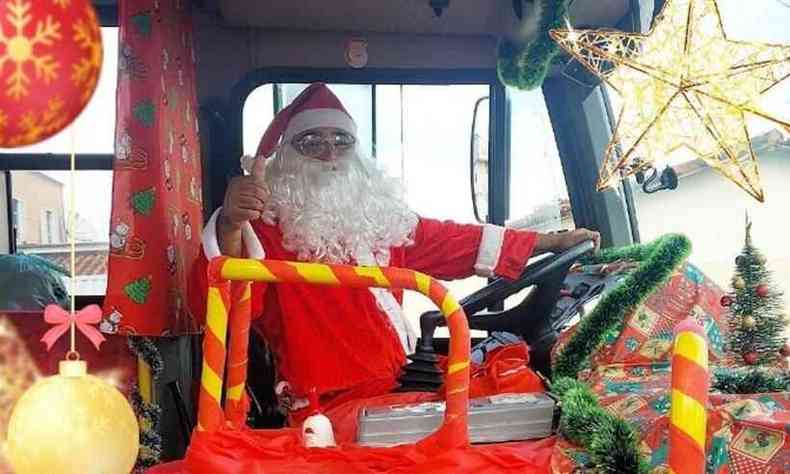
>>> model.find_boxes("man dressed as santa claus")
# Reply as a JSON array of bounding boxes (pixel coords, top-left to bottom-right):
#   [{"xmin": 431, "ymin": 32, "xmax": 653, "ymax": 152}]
[{"xmin": 195, "ymin": 83, "xmax": 599, "ymax": 421}]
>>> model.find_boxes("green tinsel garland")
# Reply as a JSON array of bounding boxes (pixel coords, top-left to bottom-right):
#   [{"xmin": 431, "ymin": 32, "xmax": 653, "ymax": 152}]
[
  {"xmin": 712, "ymin": 367, "xmax": 790, "ymax": 394},
  {"xmin": 128, "ymin": 337, "xmax": 164, "ymax": 469},
  {"xmin": 549, "ymin": 234, "xmax": 692, "ymax": 473},
  {"xmin": 497, "ymin": 0, "xmax": 573, "ymax": 90},
  {"xmin": 553, "ymin": 234, "xmax": 692, "ymax": 379},
  {"xmin": 551, "ymin": 377, "xmax": 650, "ymax": 473}
]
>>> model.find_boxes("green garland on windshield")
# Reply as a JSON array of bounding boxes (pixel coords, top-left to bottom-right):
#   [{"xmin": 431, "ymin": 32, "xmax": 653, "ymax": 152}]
[
  {"xmin": 497, "ymin": 0, "xmax": 573, "ymax": 90},
  {"xmin": 552, "ymin": 234, "xmax": 692, "ymax": 379}
]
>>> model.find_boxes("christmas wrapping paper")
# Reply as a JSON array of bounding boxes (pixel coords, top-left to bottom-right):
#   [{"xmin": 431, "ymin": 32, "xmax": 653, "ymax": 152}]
[
  {"xmin": 550, "ymin": 263, "xmax": 789, "ymax": 473},
  {"xmin": 103, "ymin": 0, "xmax": 203, "ymax": 336}
]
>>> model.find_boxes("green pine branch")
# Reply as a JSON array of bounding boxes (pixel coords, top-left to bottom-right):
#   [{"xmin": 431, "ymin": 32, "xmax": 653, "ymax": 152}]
[
  {"xmin": 712, "ymin": 367, "xmax": 790, "ymax": 393},
  {"xmin": 727, "ymin": 221, "xmax": 786, "ymax": 364},
  {"xmin": 551, "ymin": 377, "xmax": 650, "ymax": 473},
  {"xmin": 552, "ymin": 234, "xmax": 692, "ymax": 379},
  {"xmin": 497, "ymin": 0, "xmax": 573, "ymax": 90}
]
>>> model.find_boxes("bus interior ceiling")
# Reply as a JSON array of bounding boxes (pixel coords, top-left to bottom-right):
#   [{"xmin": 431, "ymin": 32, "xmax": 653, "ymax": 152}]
[{"xmin": 193, "ymin": 0, "xmax": 632, "ymax": 103}]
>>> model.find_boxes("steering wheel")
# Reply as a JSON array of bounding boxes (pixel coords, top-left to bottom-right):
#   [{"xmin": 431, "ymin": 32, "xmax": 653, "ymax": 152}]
[{"xmin": 398, "ymin": 240, "xmax": 596, "ymax": 391}]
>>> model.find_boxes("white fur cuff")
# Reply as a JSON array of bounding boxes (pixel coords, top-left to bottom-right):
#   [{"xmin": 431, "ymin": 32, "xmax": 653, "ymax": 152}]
[
  {"xmin": 473, "ymin": 224, "xmax": 505, "ymax": 278},
  {"xmin": 202, "ymin": 207, "xmax": 266, "ymax": 260}
]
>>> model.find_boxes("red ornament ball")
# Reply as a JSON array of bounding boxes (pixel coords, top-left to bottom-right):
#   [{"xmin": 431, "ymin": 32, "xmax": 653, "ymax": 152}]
[
  {"xmin": 756, "ymin": 285, "xmax": 770, "ymax": 298},
  {"xmin": 743, "ymin": 352, "xmax": 759, "ymax": 365},
  {"xmin": 0, "ymin": 0, "xmax": 103, "ymax": 147},
  {"xmin": 781, "ymin": 343, "xmax": 790, "ymax": 358},
  {"xmin": 720, "ymin": 295, "xmax": 733, "ymax": 307}
]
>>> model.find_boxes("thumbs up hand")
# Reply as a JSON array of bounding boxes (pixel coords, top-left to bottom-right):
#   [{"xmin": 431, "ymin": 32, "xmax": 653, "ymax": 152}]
[{"xmin": 219, "ymin": 155, "xmax": 268, "ymax": 231}]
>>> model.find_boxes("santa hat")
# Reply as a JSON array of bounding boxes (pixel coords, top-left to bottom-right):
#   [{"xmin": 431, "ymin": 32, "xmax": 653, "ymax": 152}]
[{"xmin": 256, "ymin": 83, "xmax": 357, "ymax": 158}]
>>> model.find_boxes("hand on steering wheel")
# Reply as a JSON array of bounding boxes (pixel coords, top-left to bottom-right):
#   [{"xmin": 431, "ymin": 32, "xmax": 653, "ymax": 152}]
[{"xmin": 536, "ymin": 229, "xmax": 601, "ymax": 254}]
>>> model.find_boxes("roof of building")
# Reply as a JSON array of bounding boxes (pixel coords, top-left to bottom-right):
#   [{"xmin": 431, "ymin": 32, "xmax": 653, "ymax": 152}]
[{"xmin": 19, "ymin": 244, "xmax": 109, "ymax": 276}]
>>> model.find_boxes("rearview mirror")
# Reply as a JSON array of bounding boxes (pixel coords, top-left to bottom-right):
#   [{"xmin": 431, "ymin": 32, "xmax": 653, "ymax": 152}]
[{"xmin": 471, "ymin": 96, "xmax": 490, "ymax": 223}]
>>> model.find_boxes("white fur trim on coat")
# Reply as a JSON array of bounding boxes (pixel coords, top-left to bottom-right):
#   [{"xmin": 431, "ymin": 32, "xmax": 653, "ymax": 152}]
[
  {"xmin": 473, "ymin": 224, "xmax": 506, "ymax": 278},
  {"xmin": 202, "ymin": 207, "xmax": 266, "ymax": 260}
]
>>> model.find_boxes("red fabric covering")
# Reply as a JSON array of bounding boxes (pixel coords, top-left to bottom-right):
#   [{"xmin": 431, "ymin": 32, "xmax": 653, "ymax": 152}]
[
  {"xmin": 289, "ymin": 342, "xmax": 544, "ymax": 437},
  {"xmin": 104, "ymin": 0, "xmax": 204, "ymax": 336},
  {"xmin": 147, "ymin": 342, "xmax": 549, "ymax": 474},
  {"xmin": 149, "ymin": 431, "xmax": 555, "ymax": 474},
  {"xmin": 188, "ymin": 217, "xmax": 538, "ymax": 399}
]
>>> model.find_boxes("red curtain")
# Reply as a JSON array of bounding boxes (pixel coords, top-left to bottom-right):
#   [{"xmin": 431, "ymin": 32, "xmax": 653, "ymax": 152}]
[{"xmin": 103, "ymin": 0, "xmax": 203, "ymax": 336}]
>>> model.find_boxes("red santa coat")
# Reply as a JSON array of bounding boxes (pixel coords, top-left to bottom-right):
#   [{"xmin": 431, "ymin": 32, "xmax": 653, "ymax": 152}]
[{"xmin": 190, "ymin": 213, "xmax": 537, "ymax": 398}]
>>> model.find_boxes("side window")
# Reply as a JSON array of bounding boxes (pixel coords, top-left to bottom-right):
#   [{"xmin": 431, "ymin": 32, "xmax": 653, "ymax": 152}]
[
  {"xmin": 1, "ymin": 27, "xmax": 118, "ymax": 296},
  {"xmin": 375, "ymin": 85, "xmax": 491, "ymax": 334},
  {"xmin": 508, "ymin": 89, "xmax": 575, "ymax": 232},
  {"xmin": 11, "ymin": 198, "xmax": 24, "ymax": 242},
  {"xmin": 610, "ymin": 4, "xmax": 790, "ymax": 309}
]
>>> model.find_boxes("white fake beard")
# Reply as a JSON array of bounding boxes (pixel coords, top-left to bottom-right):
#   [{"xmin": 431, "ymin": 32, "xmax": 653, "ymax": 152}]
[{"xmin": 261, "ymin": 145, "xmax": 418, "ymax": 264}]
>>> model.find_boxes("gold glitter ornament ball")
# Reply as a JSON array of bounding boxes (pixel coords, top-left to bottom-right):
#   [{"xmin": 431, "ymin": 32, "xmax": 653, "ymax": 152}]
[{"xmin": 6, "ymin": 361, "xmax": 139, "ymax": 474}]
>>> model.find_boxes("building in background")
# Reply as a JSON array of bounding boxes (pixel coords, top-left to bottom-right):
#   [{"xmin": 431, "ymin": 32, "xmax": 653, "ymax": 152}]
[{"xmin": 10, "ymin": 171, "xmax": 108, "ymax": 295}]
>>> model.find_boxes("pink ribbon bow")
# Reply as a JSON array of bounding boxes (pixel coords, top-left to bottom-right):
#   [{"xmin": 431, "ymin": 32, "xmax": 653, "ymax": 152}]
[{"xmin": 41, "ymin": 304, "xmax": 106, "ymax": 351}]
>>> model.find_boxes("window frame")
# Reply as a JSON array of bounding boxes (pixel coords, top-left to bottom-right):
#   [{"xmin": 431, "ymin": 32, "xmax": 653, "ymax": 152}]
[
  {"xmin": 218, "ymin": 67, "xmax": 512, "ymax": 226},
  {"xmin": 1, "ymin": 2, "xmax": 117, "ymax": 303}
]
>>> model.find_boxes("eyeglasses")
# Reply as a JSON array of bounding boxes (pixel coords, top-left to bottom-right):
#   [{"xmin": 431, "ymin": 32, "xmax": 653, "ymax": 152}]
[{"xmin": 291, "ymin": 130, "xmax": 356, "ymax": 158}]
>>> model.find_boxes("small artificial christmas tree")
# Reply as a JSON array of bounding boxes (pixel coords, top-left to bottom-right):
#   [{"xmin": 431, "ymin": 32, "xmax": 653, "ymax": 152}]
[{"xmin": 722, "ymin": 217, "xmax": 787, "ymax": 366}]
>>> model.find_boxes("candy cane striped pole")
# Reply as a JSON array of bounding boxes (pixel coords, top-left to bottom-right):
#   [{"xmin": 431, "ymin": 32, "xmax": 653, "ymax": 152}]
[
  {"xmin": 197, "ymin": 258, "xmax": 471, "ymax": 448},
  {"xmin": 223, "ymin": 281, "xmax": 252, "ymax": 427},
  {"xmin": 197, "ymin": 268, "xmax": 231, "ymax": 432},
  {"xmin": 669, "ymin": 319, "xmax": 709, "ymax": 474}
]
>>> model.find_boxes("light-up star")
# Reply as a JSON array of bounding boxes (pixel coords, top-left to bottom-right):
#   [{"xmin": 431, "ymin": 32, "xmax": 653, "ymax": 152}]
[{"xmin": 550, "ymin": 0, "xmax": 790, "ymax": 202}]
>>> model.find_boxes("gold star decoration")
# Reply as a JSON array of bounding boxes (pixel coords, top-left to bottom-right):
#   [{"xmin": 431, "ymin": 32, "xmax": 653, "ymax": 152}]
[{"xmin": 550, "ymin": 0, "xmax": 790, "ymax": 202}]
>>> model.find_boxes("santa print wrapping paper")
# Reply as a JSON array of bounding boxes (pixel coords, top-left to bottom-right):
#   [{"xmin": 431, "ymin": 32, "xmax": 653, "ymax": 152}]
[
  {"xmin": 0, "ymin": 312, "xmax": 137, "ymax": 473},
  {"xmin": 549, "ymin": 263, "xmax": 790, "ymax": 473},
  {"xmin": 103, "ymin": 0, "xmax": 203, "ymax": 336}
]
